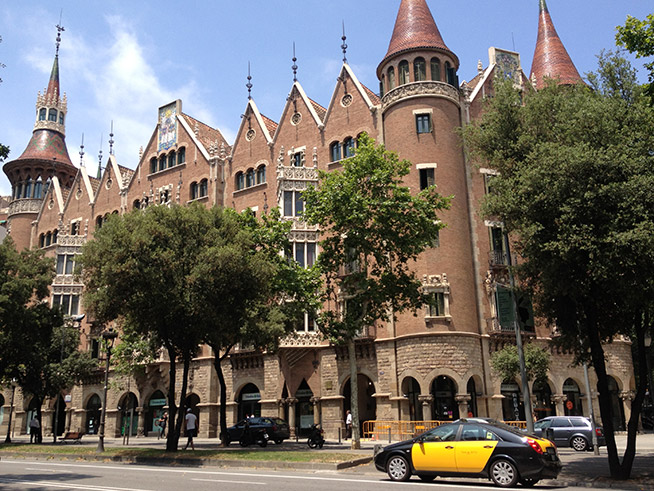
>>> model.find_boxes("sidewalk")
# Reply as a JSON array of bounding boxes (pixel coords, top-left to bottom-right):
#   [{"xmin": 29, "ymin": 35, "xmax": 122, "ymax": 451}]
[{"xmin": 3, "ymin": 433, "xmax": 654, "ymax": 489}]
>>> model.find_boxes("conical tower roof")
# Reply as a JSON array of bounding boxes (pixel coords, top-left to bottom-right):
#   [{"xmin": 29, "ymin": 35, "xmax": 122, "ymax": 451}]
[
  {"xmin": 378, "ymin": 0, "xmax": 457, "ymax": 75},
  {"xmin": 45, "ymin": 54, "xmax": 61, "ymax": 99},
  {"xmin": 530, "ymin": 0, "xmax": 583, "ymax": 89}
]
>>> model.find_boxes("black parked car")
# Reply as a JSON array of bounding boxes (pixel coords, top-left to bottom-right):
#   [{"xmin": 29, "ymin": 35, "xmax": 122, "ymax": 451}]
[
  {"xmin": 532, "ymin": 416, "xmax": 605, "ymax": 451},
  {"xmin": 221, "ymin": 417, "xmax": 290, "ymax": 445}
]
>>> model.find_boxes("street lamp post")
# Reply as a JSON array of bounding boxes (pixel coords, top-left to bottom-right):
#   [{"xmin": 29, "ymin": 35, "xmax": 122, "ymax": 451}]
[
  {"xmin": 4, "ymin": 378, "xmax": 18, "ymax": 443},
  {"xmin": 53, "ymin": 314, "xmax": 85, "ymax": 443},
  {"xmin": 96, "ymin": 328, "xmax": 118, "ymax": 453}
]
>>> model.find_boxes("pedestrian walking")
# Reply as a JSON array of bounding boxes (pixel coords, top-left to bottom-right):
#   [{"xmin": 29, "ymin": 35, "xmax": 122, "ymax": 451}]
[
  {"xmin": 345, "ymin": 410, "xmax": 352, "ymax": 440},
  {"xmin": 29, "ymin": 416, "xmax": 41, "ymax": 444},
  {"xmin": 184, "ymin": 408, "xmax": 197, "ymax": 450},
  {"xmin": 157, "ymin": 411, "xmax": 168, "ymax": 439}
]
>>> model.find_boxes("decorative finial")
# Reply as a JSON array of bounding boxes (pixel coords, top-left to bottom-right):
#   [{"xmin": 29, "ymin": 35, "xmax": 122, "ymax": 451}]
[
  {"xmin": 97, "ymin": 134, "xmax": 103, "ymax": 179},
  {"xmin": 109, "ymin": 120, "xmax": 115, "ymax": 155},
  {"xmin": 341, "ymin": 21, "xmax": 348, "ymax": 63},
  {"xmin": 55, "ymin": 11, "xmax": 65, "ymax": 56},
  {"xmin": 292, "ymin": 42, "xmax": 298, "ymax": 82},
  {"xmin": 246, "ymin": 61, "xmax": 253, "ymax": 100},
  {"xmin": 79, "ymin": 133, "xmax": 85, "ymax": 167}
]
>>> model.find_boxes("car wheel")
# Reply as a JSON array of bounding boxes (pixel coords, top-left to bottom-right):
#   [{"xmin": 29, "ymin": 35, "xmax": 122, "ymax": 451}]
[
  {"xmin": 308, "ymin": 438, "xmax": 317, "ymax": 448},
  {"xmin": 418, "ymin": 474, "xmax": 435, "ymax": 482},
  {"xmin": 490, "ymin": 458, "xmax": 519, "ymax": 487},
  {"xmin": 520, "ymin": 478, "xmax": 539, "ymax": 487},
  {"xmin": 259, "ymin": 439, "xmax": 267, "ymax": 448},
  {"xmin": 571, "ymin": 436, "xmax": 588, "ymax": 451},
  {"xmin": 386, "ymin": 454, "xmax": 411, "ymax": 482},
  {"xmin": 239, "ymin": 439, "xmax": 250, "ymax": 447},
  {"xmin": 274, "ymin": 439, "xmax": 283, "ymax": 445}
]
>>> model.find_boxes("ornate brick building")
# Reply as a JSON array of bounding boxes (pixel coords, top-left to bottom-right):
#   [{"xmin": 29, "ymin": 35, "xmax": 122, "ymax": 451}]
[{"xmin": 1, "ymin": 0, "xmax": 634, "ymax": 440}]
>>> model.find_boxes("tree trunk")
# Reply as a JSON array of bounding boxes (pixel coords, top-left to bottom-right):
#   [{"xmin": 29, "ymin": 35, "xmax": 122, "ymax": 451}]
[
  {"xmin": 211, "ymin": 346, "xmax": 229, "ymax": 447},
  {"xmin": 175, "ymin": 355, "xmax": 191, "ymax": 449},
  {"xmin": 348, "ymin": 337, "xmax": 360, "ymax": 449},
  {"xmin": 165, "ymin": 346, "xmax": 178, "ymax": 452}
]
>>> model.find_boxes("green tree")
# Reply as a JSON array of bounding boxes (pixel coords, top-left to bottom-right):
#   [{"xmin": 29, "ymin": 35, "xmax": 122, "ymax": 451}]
[
  {"xmin": 616, "ymin": 14, "xmax": 654, "ymax": 105},
  {"xmin": 463, "ymin": 68, "xmax": 654, "ymax": 479},
  {"xmin": 303, "ymin": 134, "xmax": 450, "ymax": 448},
  {"xmin": 0, "ymin": 237, "xmax": 97, "ymax": 434},
  {"xmin": 490, "ymin": 343, "xmax": 550, "ymax": 384}
]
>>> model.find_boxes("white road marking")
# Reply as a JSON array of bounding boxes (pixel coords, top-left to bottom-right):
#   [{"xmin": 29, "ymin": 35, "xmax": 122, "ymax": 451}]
[
  {"xmin": 0, "ymin": 477, "xmax": 152, "ymax": 491},
  {"xmin": 192, "ymin": 478, "xmax": 266, "ymax": 485}
]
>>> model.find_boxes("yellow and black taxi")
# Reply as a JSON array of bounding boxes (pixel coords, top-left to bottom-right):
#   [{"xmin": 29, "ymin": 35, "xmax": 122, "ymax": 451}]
[{"xmin": 373, "ymin": 420, "xmax": 562, "ymax": 487}]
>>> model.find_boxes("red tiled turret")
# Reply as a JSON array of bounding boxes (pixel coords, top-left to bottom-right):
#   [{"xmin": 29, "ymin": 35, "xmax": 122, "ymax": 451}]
[
  {"xmin": 378, "ymin": 0, "xmax": 457, "ymax": 75},
  {"xmin": 530, "ymin": 0, "xmax": 583, "ymax": 89}
]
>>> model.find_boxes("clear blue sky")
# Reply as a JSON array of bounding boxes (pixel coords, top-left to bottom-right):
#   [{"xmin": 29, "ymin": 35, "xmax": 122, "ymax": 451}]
[{"xmin": 1, "ymin": 1, "xmax": 651, "ymax": 196}]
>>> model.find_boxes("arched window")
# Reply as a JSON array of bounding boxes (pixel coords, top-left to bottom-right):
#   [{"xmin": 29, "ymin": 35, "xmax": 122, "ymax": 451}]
[
  {"xmin": 59, "ymin": 112, "xmax": 65, "ymax": 124},
  {"xmin": 45, "ymin": 232, "xmax": 52, "ymax": 247},
  {"xmin": 150, "ymin": 158, "xmax": 157, "ymax": 174},
  {"xmin": 398, "ymin": 60, "xmax": 409, "ymax": 85},
  {"xmin": 414, "ymin": 57, "xmax": 426, "ymax": 81},
  {"xmin": 159, "ymin": 156, "xmax": 166, "ymax": 172},
  {"xmin": 178, "ymin": 147, "xmax": 186, "ymax": 164},
  {"xmin": 256, "ymin": 165, "xmax": 266, "ymax": 184},
  {"xmin": 133, "ymin": 200, "xmax": 141, "ymax": 210},
  {"xmin": 199, "ymin": 179, "xmax": 208, "ymax": 197},
  {"xmin": 34, "ymin": 177, "xmax": 43, "ymax": 199},
  {"xmin": 445, "ymin": 61, "xmax": 456, "ymax": 86},
  {"xmin": 39, "ymin": 108, "xmax": 47, "ymax": 121},
  {"xmin": 168, "ymin": 151, "xmax": 176, "ymax": 168},
  {"xmin": 330, "ymin": 142, "xmax": 341, "ymax": 162},
  {"xmin": 190, "ymin": 182, "xmax": 198, "ymax": 200},
  {"xmin": 343, "ymin": 137, "xmax": 356, "ymax": 158},
  {"xmin": 24, "ymin": 177, "xmax": 33, "ymax": 198},
  {"xmin": 96, "ymin": 216, "xmax": 103, "ymax": 230},
  {"xmin": 16, "ymin": 182, "xmax": 23, "ymax": 199},
  {"xmin": 52, "ymin": 229, "xmax": 58, "ymax": 244},
  {"xmin": 235, "ymin": 172, "xmax": 245, "ymax": 191},
  {"xmin": 387, "ymin": 66, "xmax": 396, "ymax": 90},
  {"xmin": 39, "ymin": 234, "xmax": 45, "ymax": 248},
  {"xmin": 430, "ymin": 58, "xmax": 441, "ymax": 81},
  {"xmin": 245, "ymin": 168, "xmax": 255, "ymax": 187},
  {"xmin": 48, "ymin": 109, "xmax": 58, "ymax": 122}
]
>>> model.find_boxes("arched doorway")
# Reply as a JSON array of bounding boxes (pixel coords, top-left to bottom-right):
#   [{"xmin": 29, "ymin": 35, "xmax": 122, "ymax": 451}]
[
  {"xmin": 606, "ymin": 376, "xmax": 626, "ymax": 431},
  {"xmin": 431, "ymin": 376, "xmax": 459, "ymax": 421},
  {"xmin": 118, "ymin": 393, "xmax": 138, "ymax": 437},
  {"xmin": 146, "ymin": 390, "xmax": 167, "ymax": 436},
  {"xmin": 295, "ymin": 379, "xmax": 314, "ymax": 436},
  {"xmin": 343, "ymin": 374, "xmax": 377, "ymax": 436},
  {"xmin": 85, "ymin": 394, "xmax": 102, "ymax": 434},
  {"xmin": 51, "ymin": 394, "xmax": 66, "ymax": 437},
  {"xmin": 466, "ymin": 378, "xmax": 478, "ymax": 417},
  {"xmin": 563, "ymin": 378, "xmax": 582, "ymax": 416},
  {"xmin": 501, "ymin": 379, "xmax": 525, "ymax": 421},
  {"xmin": 402, "ymin": 377, "xmax": 422, "ymax": 421},
  {"xmin": 238, "ymin": 383, "xmax": 261, "ymax": 420},
  {"xmin": 533, "ymin": 380, "xmax": 555, "ymax": 420}
]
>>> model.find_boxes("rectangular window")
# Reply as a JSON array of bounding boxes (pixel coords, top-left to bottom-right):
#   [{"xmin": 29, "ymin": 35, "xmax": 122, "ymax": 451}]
[
  {"xmin": 295, "ymin": 312, "xmax": 317, "ymax": 332},
  {"xmin": 416, "ymin": 113, "xmax": 432, "ymax": 134},
  {"xmin": 307, "ymin": 242, "xmax": 316, "ymax": 267},
  {"xmin": 290, "ymin": 241, "xmax": 317, "ymax": 269},
  {"xmin": 295, "ymin": 242, "xmax": 305, "ymax": 268},
  {"xmin": 283, "ymin": 191, "xmax": 293, "ymax": 217},
  {"xmin": 419, "ymin": 168, "xmax": 435, "ymax": 190},
  {"xmin": 428, "ymin": 292, "xmax": 445, "ymax": 317},
  {"xmin": 56, "ymin": 255, "xmax": 65, "ymax": 274},
  {"xmin": 71, "ymin": 220, "xmax": 80, "ymax": 236},
  {"xmin": 52, "ymin": 294, "xmax": 80, "ymax": 315},
  {"xmin": 91, "ymin": 339, "xmax": 100, "ymax": 359},
  {"xmin": 283, "ymin": 191, "xmax": 304, "ymax": 217},
  {"xmin": 292, "ymin": 152, "xmax": 303, "ymax": 167},
  {"xmin": 64, "ymin": 255, "xmax": 75, "ymax": 275}
]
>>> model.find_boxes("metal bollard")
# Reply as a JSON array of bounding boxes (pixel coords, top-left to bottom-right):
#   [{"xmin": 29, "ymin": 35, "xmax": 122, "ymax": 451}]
[
  {"xmin": 388, "ymin": 427, "xmax": 392, "ymax": 443},
  {"xmin": 338, "ymin": 427, "xmax": 342, "ymax": 443}
]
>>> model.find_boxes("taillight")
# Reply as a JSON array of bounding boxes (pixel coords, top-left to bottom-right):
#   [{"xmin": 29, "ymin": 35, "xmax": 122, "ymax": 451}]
[
  {"xmin": 596, "ymin": 428, "xmax": 603, "ymax": 436},
  {"xmin": 526, "ymin": 438, "xmax": 543, "ymax": 454}
]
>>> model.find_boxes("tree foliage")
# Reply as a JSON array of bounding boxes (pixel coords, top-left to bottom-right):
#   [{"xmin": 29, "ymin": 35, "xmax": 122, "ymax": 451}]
[
  {"xmin": 616, "ymin": 14, "xmax": 654, "ymax": 105},
  {"xmin": 302, "ymin": 134, "xmax": 450, "ymax": 447},
  {"xmin": 80, "ymin": 203, "xmax": 318, "ymax": 450},
  {"xmin": 490, "ymin": 343, "xmax": 550, "ymax": 384},
  {"xmin": 463, "ymin": 61, "xmax": 654, "ymax": 478},
  {"xmin": 0, "ymin": 237, "xmax": 97, "ymax": 421}
]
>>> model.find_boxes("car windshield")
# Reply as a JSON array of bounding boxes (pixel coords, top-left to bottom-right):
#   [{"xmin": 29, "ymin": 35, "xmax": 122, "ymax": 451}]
[{"xmin": 534, "ymin": 420, "xmax": 552, "ymax": 429}]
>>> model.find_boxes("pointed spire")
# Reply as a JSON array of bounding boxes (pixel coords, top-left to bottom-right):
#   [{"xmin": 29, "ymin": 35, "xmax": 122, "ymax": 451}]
[
  {"xmin": 381, "ymin": 0, "xmax": 455, "ymax": 66},
  {"xmin": 530, "ymin": 0, "xmax": 583, "ymax": 89},
  {"xmin": 46, "ymin": 22, "xmax": 65, "ymax": 99},
  {"xmin": 97, "ymin": 134, "xmax": 103, "ymax": 179},
  {"xmin": 291, "ymin": 43, "xmax": 298, "ymax": 82},
  {"xmin": 341, "ymin": 21, "xmax": 348, "ymax": 64},
  {"xmin": 246, "ymin": 62, "xmax": 253, "ymax": 100}
]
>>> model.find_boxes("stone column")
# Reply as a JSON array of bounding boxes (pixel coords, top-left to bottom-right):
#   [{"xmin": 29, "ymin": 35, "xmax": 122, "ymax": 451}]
[
  {"xmin": 42, "ymin": 408, "xmax": 54, "ymax": 437},
  {"xmin": 287, "ymin": 397, "xmax": 298, "ymax": 438},
  {"xmin": 311, "ymin": 396, "xmax": 321, "ymax": 425},
  {"xmin": 136, "ymin": 407, "xmax": 145, "ymax": 437},
  {"xmin": 418, "ymin": 395, "xmax": 433, "ymax": 421},
  {"xmin": 552, "ymin": 394, "xmax": 566, "ymax": 416},
  {"xmin": 456, "ymin": 394, "xmax": 472, "ymax": 419}
]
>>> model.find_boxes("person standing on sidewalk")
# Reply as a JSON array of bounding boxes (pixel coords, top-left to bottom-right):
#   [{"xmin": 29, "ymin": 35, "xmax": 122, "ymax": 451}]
[
  {"xmin": 345, "ymin": 410, "xmax": 352, "ymax": 440},
  {"xmin": 29, "ymin": 416, "xmax": 41, "ymax": 444},
  {"xmin": 184, "ymin": 408, "xmax": 197, "ymax": 450}
]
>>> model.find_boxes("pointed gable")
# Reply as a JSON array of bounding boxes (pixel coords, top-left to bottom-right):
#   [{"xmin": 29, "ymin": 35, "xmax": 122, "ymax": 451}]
[
  {"xmin": 324, "ymin": 64, "xmax": 380, "ymax": 126},
  {"xmin": 530, "ymin": 0, "xmax": 583, "ymax": 89}
]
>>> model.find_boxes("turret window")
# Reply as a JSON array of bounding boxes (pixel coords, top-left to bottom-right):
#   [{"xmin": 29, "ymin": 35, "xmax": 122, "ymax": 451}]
[
  {"xmin": 414, "ymin": 57, "xmax": 426, "ymax": 81},
  {"xmin": 34, "ymin": 178, "xmax": 43, "ymax": 199},
  {"xmin": 283, "ymin": 190, "xmax": 304, "ymax": 217},
  {"xmin": 24, "ymin": 178, "xmax": 33, "ymax": 198},
  {"xmin": 416, "ymin": 113, "xmax": 432, "ymax": 134},
  {"xmin": 430, "ymin": 58, "xmax": 441, "ymax": 81},
  {"xmin": 39, "ymin": 108, "xmax": 47, "ymax": 121},
  {"xmin": 59, "ymin": 112, "xmax": 65, "ymax": 124},
  {"xmin": 445, "ymin": 61, "xmax": 457, "ymax": 87},
  {"xmin": 387, "ymin": 67, "xmax": 396, "ymax": 90},
  {"xmin": 399, "ymin": 60, "xmax": 410, "ymax": 85},
  {"xmin": 48, "ymin": 109, "xmax": 58, "ymax": 122},
  {"xmin": 15, "ymin": 183, "xmax": 23, "ymax": 199}
]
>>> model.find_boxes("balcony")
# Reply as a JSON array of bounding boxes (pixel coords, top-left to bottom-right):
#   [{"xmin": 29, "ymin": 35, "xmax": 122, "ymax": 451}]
[{"xmin": 489, "ymin": 250, "xmax": 517, "ymax": 268}]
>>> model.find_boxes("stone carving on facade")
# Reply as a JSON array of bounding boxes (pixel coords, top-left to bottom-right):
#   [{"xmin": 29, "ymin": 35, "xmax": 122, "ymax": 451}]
[
  {"xmin": 8, "ymin": 198, "xmax": 42, "ymax": 216},
  {"xmin": 421, "ymin": 273, "xmax": 449, "ymax": 289},
  {"xmin": 418, "ymin": 394, "xmax": 434, "ymax": 406},
  {"xmin": 279, "ymin": 331, "xmax": 322, "ymax": 348},
  {"xmin": 278, "ymin": 166, "xmax": 318, "ymax": 181},
  {"xmin": 620, "ymin": 390, "xmax": 635, "ymax": 402},
  {"xmin": 382, "ymin": 81, "xmax": 461, "ymax": 111}
]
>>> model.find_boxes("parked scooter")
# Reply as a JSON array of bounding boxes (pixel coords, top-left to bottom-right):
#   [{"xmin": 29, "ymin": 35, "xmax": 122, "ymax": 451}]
[
  {"xmin": 307, "ymin": 424, "xmax": 325, "ymax": 448},
  {"xmin": 240, "ymin": 421, "xmax": 269, "ymax": 447}
]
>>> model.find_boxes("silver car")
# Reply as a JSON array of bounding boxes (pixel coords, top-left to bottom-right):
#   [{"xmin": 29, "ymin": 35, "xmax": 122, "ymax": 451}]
[{"xmin": 532, "ymin": 416, "xmax": 605, "ymax": 451}]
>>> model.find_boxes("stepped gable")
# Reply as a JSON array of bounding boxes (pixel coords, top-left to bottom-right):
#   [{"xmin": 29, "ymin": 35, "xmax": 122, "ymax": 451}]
[
  {"xmin": 530, "ymin": 0, "xmax": 583, "ymax": 89},
  {"xmin": 379, "ymin": 0, "xmax": 457, "ymax": 75}
]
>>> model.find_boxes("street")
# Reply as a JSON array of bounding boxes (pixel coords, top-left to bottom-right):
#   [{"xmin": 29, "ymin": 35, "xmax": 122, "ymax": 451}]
[{"xmin": 0, "ymin": 458, "xmax": 588, "ymax": 491}]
